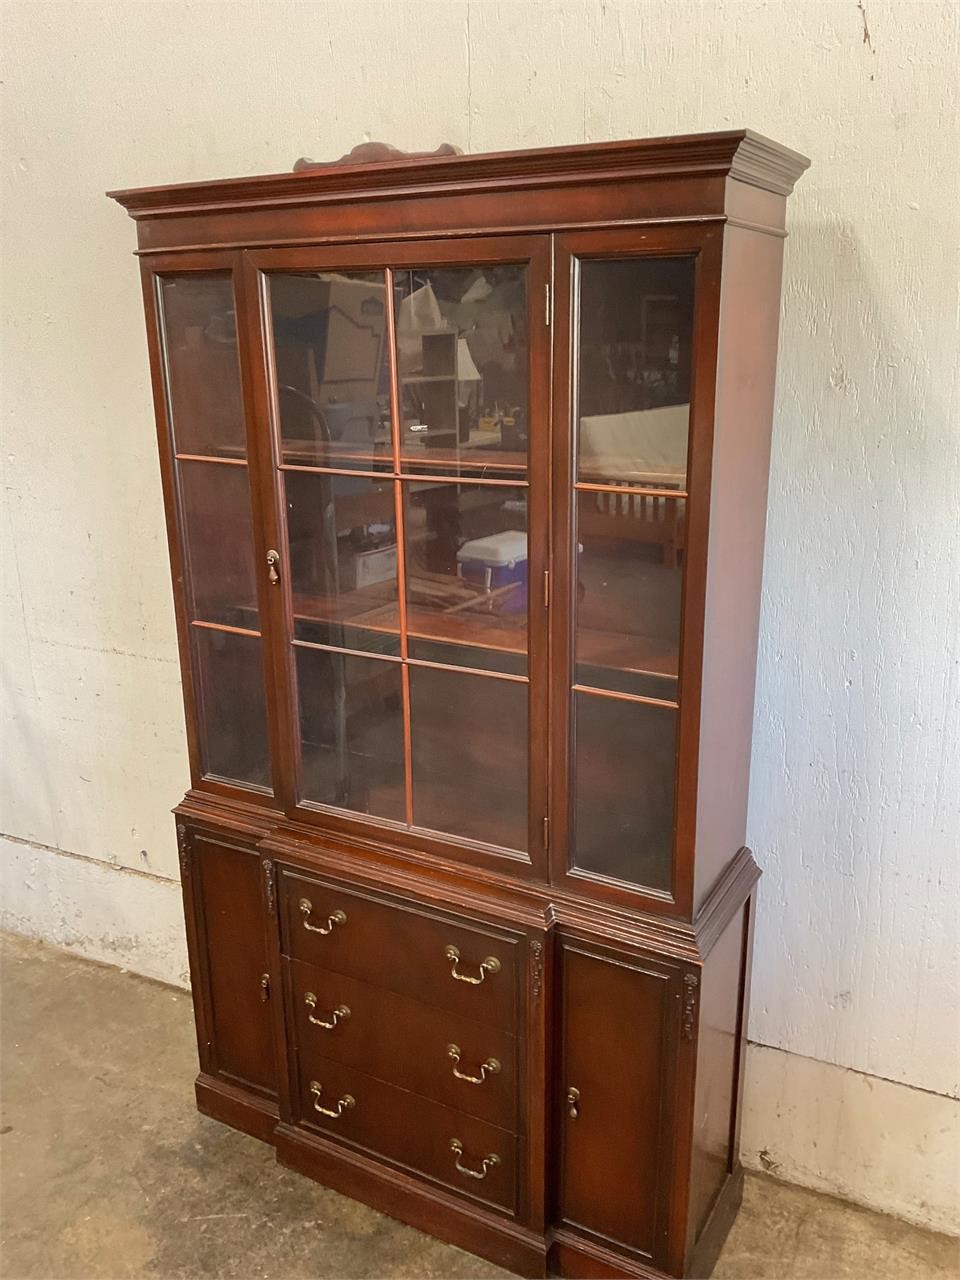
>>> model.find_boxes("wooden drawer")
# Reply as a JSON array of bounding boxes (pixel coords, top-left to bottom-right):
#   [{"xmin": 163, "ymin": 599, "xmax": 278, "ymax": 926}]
[
  {"xmin": 279, "ymin": 869, "xmax": 520, "ymax": 1031},
  {"xmin": 296, "ymin": 1053, "xmax": 518, "ymax": 1214},
  {"xmin": 289, "ymin": 958, "xmax": 518, "ymax": 1130}
]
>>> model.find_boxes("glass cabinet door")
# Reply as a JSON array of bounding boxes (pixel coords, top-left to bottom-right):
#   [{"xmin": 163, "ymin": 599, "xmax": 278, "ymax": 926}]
[
  {"xmin": 260, "ymin": 247, "xmax": 547, "ymax": 862},
  {"xmin": 156, "ymin": 273, "xmax": 272, "ymax": 792},
  {"xmin": 566, "ymin": 253, "xmax": 695, "ymax": 894}
]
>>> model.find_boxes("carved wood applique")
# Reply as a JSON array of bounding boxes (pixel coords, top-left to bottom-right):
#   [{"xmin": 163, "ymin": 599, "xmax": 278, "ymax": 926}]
[
  {"xmin": 176, "ymin": 823, "xmax": 191, "ymax": 878},
  {"xmin": 293, "ymin": 141, "xmax": 462, "ymax": 171},
  {"xmin": 682, "ymin": 972, "xmax": 700, "ymax": 1040},
  {"xmin": 263, "ymin": 858, "xmax": 276, "ymax": 916},
  {"xmin": 530, "ymin": 940, "xmax": 544, "ymax": 1001}
]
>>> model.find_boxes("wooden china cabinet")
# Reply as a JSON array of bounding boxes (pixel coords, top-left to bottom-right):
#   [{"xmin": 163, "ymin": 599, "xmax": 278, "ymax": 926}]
[{"xmin": 109, "ymin": 130, "xmax": 808, "ymax": 1279}]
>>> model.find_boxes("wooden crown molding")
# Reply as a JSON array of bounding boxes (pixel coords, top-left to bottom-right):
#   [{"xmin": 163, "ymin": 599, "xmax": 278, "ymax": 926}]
[{"xmin": 107, "ymin": 129, "xmax": 809, "ymax": 219}]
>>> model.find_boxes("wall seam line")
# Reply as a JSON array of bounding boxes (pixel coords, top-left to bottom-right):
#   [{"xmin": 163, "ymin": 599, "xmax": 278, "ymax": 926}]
[
  {"xmin": 746, "ymin": 1036, "xmax": 959, "ymax": 1103},
  {"xmin": 0, "ymin": 832, "xmax": 180, "ymax": 888}
]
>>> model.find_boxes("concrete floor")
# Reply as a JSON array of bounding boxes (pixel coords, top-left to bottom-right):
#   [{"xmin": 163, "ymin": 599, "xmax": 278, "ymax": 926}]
[{"xmin": 0, "ymin": 933, "xmax": 956, "ymax": 1280}]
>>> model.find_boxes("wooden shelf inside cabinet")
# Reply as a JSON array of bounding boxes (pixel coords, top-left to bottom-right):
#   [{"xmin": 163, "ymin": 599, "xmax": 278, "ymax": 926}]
[
  {"xmin": 289, "ymin": 591, "xmax": 679, "ymax": 687},
  {"xmin": 112, "ymin": 128, "xmax": 808, "ymax": 1280}
]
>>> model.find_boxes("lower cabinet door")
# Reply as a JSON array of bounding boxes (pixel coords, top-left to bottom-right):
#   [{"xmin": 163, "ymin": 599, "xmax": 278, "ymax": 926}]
[
  {"xmin": 187, "ymin": 830, "xmax": 277, "ymax": 1097},
  {"xmin": 556, "ymin": 939, "xmax": 679, "ymax": 1264}
]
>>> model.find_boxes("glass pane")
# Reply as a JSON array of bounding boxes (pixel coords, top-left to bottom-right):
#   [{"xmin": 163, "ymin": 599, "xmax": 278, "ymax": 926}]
[
  {"xmin": 410, "ymin": 667, "xmax": 527, "ymax": 851},
  {"xmin": 402, "ymin": 481, "xmax": 527, "ymax": 674},
  {"xmin": 572, "ymin": 692, "xmax": 675, "ymax": 892},
  {"xmin": 285, "ymin": 471, "xmax": 399, "ymax": 654},
  {"xmin": 297, "ymin": 647, "xmax": 404, "ymax": 821},
  {"xmin": 575, "ymin": 490, "xmax": 683, "ymax": 697},
  {"xmin": 193, "ymin": 629, "xmax": 271, "ymax": 788},
  {"xmin": 269, "ymin": 272, "xmax": 391, "ymax": 469},
  {"xmin": 394, "ymin": 265, "xmax": 527, "ymax": 478},
  {"xmin": 179, "ymin": 461, "xmax": 258, "ymax": 627},
  {"xmin": 577, "ymin": 258, "xmax": 694, "ymax": 488},
  {"xmin": 160, "ymin": 276, "xmax": 245, "ymax": 458}
]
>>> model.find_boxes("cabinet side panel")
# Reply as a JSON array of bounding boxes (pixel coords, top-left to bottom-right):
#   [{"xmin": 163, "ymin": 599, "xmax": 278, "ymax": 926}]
[
  {"xmin": 694, "ymin": 215, "xmax": 786, "ymax": 908},
  {"xmin": 688, "ymin": 905, "xmax": 747, "ymax": 1247}
]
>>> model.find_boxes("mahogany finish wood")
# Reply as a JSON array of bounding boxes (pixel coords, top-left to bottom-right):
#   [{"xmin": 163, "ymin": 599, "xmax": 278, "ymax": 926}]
[
  {"xmin": 279, "ymin": 868, "xmax": 522, "ymax": 1031},
  {"xmin": 288, "ymin": 959, "xmax": 519, "ymax": 1129},
  {"xmin": 112, "ymin": 130, "xmax": 807, "ymax": 1279}
]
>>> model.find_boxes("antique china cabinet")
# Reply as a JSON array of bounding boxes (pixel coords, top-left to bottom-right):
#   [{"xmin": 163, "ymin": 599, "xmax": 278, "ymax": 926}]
[{"xmin": 110, "ymin": 130, "xmax": 808, "ymax": 1279}]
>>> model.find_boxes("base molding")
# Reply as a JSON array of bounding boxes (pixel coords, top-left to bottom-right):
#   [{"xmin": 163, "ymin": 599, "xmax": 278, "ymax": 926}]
[
  {"xmin": 548, "ymin": 1229, "xmax": 665, "ymax": 1278},
  {"xmin": 193, "ymin": 1063, "xmax": 746, "ymax": 1279},
  {"xmin": 276, "ymin": 1122, "xmax": 548, "ymax": 1278},
  {"xmin": 195, "ymin": 1073, "xmax": 278, "ymax": 1145}
]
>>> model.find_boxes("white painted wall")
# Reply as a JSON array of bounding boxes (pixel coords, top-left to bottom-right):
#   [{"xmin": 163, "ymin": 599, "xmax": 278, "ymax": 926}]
[{"xmin": 2, "ymin": 0, "xmax": 957, "ymax": 1235}]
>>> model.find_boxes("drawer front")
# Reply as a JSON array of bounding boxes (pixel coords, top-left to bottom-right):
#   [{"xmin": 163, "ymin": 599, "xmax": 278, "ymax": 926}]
[
  {"xmin": 296, "ymin": 1054, "xmax": 518, "ymax": 1213},
  {"xmin": 290, "ymin": 959, "xmax": 518, "ymax": 1130},
  {"xmin": 280, "ymin": 869, "xmax": 520, "ymax": 1031}
]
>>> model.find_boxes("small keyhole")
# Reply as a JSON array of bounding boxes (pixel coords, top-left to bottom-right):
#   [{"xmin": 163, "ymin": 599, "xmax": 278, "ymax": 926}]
[
  {"xmin": 566, "ymin": 1086, "xmax": 580, "ymax": 1119},
  {"xmin": 266, "ymin": 550, "xmax": 280, "ymax": 584}
]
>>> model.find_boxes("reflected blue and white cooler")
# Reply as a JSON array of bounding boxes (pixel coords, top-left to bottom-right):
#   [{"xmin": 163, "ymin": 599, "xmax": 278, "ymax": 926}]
[{"xmin": 456, "ymin": 530, "xmax": 528, "ymax": 613}]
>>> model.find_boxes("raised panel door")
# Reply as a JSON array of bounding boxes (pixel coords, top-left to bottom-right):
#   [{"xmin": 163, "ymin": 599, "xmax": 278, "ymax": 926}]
[
  {"xmin": 556, "ymin": 940, "xmax": 678, "ymax": 1264},
  {"xmin": 190, "ymin": 834, "xmax": 277, "ymax": 1096}
]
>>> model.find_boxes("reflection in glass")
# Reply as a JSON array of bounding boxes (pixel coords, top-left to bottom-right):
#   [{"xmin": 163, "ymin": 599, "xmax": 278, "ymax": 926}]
[
  {"xmin": 193, "ymin": 629, "xmax": 271, "ymax": 787},
  {"xmin": 575, "ymin": 490, "xmax": 683, "ymax": 695},
  {"xmin": 393, "ymin": 266, "xmax": 527, "ymax": 477},
  {"xmin": 410, "ymin": 666, "xmax": 527, "ymax": 851},
  {"xmin": 402, "ymin": 482, "xmax": 527, "ymax": 674},
  {"xmin": 572, "ymin": 692, "xmax": 675, "ymax": 892},
  {"xmin": 269, "ymin": 272, "xmax": 391, "ymax": 469},
  {"xmin": 577, "ymin": 258, "xmax": 694, "ymax": 487},
  {"xmin": 160, "ymin": 276, "xmax": 245, "ymax": 458},
  {"xmin": 285, "ymin": 471, "xmax": 399, "ymax": 653},
  {"xmin": 179, "ymin": 461, "xmax": 258, "ymax": 627},
  {"xmin": 297, "ymin": 647, "xmax": 405, "ymax": 820}
]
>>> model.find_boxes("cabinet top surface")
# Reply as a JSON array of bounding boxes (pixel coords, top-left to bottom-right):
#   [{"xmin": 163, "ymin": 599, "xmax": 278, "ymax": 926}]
[{"xmin": 108, "ymin": 128, "xmax": 809, "ymax": 216}]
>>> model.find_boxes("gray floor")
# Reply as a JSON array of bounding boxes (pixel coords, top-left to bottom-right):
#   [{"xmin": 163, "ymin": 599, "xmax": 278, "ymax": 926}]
[{"xmin": 0, "ymin": 932, "xmax": 956, "ymax": 1280}]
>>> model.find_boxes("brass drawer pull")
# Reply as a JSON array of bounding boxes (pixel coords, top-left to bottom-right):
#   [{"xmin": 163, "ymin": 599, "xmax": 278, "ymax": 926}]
[
  {"xmin": 449, "ymin": 1138, "xmax": 500, "ymax": 1180},
  {"xmin": 447, "ymin": 1044, "xmax": 501, "ymax": 1084},
  {"xmin": 304, "ymin": 994, "xmax": 350, "ymax": 1029},
  {"xmin": 444, "ymin": 945, "xmax": 501, "ymax": 985},
  {"xmin": 309, "ymin": 1081, "xmax": 355, "ymax": 1119},
  {"xmin": 300, "ymin": 898, "xmax": 346, "ymax": 935}
]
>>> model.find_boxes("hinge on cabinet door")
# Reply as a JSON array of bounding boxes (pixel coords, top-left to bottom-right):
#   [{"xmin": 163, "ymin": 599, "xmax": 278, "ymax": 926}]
[
  {"xmin": 542, "ymin": 816, "xmax": 550, "ymax": 849},
  {"xmin": 176, "ymin": 823, "xmax": 191, "ymax": 878},
  {"xmin": 263, "ymin": 858, "xmax": 276, "ymax": 916},
  {"xmin": 545, "ymin": 282, "xmax": 551, "ymax": 327},
  {"xmin": 543, "ymin": 570, "xmax": 550, "ymax": 610}
]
